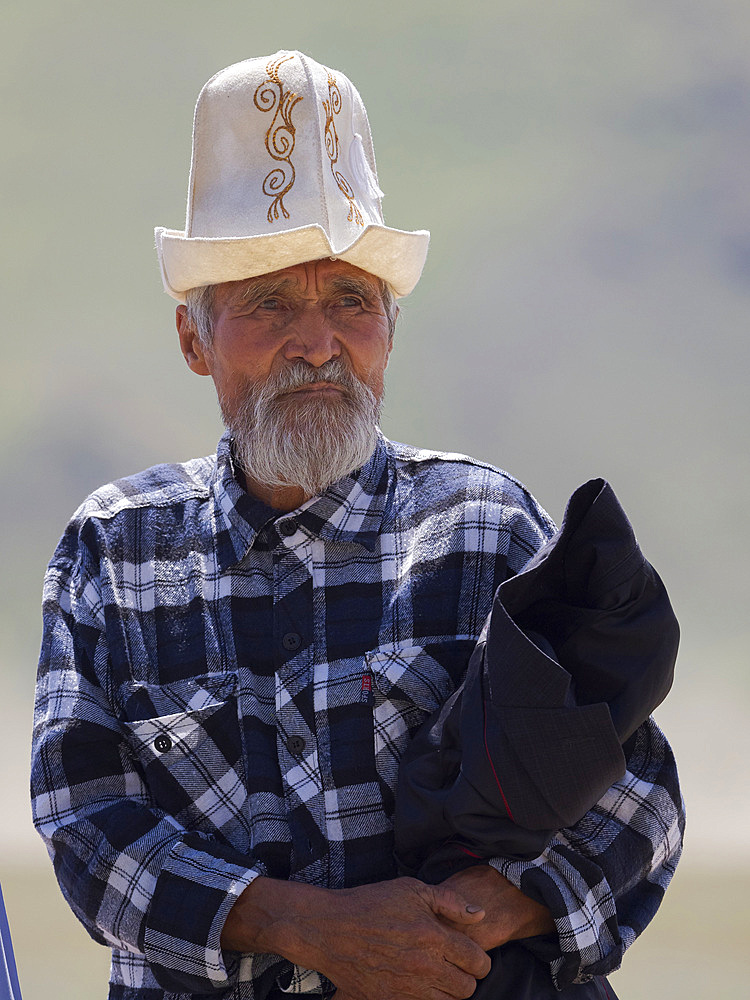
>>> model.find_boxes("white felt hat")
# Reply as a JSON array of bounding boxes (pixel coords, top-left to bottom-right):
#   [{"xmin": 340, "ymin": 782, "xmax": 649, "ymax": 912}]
[{"xmin": 155, "ymin": 51, "xmax": 430, "ymax": 302}]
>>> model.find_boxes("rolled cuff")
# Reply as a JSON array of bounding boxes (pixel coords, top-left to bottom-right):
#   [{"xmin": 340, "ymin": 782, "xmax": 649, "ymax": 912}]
[
  {"xmin": 488, "ymin": 854, "xmax": 621, "ymax": 989},
  {"xmin": 144, "ymin": 833, "xmax": 265, "ymax": 993}
]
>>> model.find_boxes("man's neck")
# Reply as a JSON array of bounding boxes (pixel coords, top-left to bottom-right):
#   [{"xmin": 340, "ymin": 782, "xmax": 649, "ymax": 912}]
[{"xmin": 241, "ymin": 472, "xmax": 310, "ymax": 513}]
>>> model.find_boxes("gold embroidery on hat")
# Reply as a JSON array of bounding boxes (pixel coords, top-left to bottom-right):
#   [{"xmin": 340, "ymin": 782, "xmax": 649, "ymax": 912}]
[
  {"xmin": 254, "ymin": 54, "xmax": 303, "ymax": 223},
  {"xmin": 322, "ymin": 73, "xmax": 364, "ymax": 227}
]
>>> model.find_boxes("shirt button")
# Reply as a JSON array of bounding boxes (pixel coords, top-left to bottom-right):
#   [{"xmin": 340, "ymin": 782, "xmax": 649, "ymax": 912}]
[
  {"xmin": 278, "ymin": 518, "xmax": 297, "ymax": 537},
  {"xmin": 154, "ymin": 734, "xmax": 172, "ymax": 754},
  {"xmin": 286, "ymin": 735, "xmax": 306, "ymax": 755},
  {"xmin": 282, "ymin": 632, "xmax": 302, "ymax": 651}
]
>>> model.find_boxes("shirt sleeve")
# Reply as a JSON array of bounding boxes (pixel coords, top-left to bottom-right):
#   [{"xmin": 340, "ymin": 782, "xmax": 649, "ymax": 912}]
[
  {"xmin": 489, "ymin": 716, "xmax": 685, "ymax": 989},
  {"xmin": 31, "ymin": 526, "xmax": 263, "ymax": 995}
]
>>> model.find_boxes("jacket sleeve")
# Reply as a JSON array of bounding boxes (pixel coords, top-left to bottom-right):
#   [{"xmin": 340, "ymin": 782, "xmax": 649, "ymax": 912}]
[
  {"xmin": 489, "ymin": 717, "xmax": 684, "ymax": 989},
  {"xmin": 31, "ymin": 530, "xmax": 263, "ymax": 995}
]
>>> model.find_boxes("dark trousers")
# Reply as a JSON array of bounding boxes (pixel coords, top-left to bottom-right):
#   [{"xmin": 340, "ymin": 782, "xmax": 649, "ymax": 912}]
[{"xmin": 471, "ymin": 942, "xmax": 619, "ymax": 1000}]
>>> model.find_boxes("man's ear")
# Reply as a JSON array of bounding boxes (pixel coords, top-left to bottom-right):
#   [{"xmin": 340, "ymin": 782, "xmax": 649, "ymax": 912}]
[
  {"xmin": 176, "ymin": 305, "xmax": 211, "ymax": 376},
  {"xmin": 385, "ymin": 304, "xmax": 399, "ymax": 366}
]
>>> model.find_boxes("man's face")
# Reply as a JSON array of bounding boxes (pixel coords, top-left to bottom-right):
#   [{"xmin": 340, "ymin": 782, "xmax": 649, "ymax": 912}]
[
  {"xmin": 178, "ymin": 259, "xmax": 395, "ymax": 501},
  {"xmin": 202, "ymin": 258, "xmax": 392, "ymax": 406}
]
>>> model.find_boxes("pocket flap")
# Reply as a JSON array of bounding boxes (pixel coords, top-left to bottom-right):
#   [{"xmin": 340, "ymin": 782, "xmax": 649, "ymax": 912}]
[
  {"xmin": 366, "ymin": 645, "xmax": 453, "ymax": 713},
  {"xmin": 120, "ymin": 672, "xmax": 238, "ymax": 722}
]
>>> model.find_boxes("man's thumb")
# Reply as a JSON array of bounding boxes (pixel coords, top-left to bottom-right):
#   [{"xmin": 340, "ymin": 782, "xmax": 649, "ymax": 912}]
[{"xmin": 429, "ymin": 886, "xmax": 485, "ymax": 924}]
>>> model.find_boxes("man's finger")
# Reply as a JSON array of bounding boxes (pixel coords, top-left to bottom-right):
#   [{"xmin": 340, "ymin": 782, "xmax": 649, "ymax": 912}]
[
  {"xmin": 442, "ymin": 933, "xmax": 492, "ymax": 982},
  {"xmin": 433, "ymin": 959, "xmax": 485, "ymax": 1000}
]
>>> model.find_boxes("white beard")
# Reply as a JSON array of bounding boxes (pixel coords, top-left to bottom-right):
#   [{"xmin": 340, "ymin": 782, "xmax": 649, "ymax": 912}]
[{"xmin": 218, "ymin": 358, "xmax": 382, "ymax": 497}]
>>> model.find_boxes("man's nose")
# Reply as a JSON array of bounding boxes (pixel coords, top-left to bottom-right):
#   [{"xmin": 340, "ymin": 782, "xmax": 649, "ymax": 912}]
[{"xmin": 282, "ymin": 305, "xmax": 341, "ymax": 367}]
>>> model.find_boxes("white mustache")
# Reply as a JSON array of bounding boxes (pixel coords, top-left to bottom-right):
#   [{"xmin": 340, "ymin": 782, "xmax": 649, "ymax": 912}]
[{"xmin": 268, "ymin": 359, "xmax": 361, "ymax": 395}]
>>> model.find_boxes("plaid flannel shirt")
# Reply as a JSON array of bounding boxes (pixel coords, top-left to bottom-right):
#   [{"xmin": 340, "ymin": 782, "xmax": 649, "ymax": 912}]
[{"xmin": 32, "ymin": 432, "xmax": 684, "ymax": 999}]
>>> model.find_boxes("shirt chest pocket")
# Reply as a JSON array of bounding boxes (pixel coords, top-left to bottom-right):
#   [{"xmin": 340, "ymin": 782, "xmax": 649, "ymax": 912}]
[
  {"xmin": 366, "ymin": 645, "xmax": 455, "ymax": 792},
  {"xmin": 121, "ymin": 673, "xmax": 250, "ymax": 842}
]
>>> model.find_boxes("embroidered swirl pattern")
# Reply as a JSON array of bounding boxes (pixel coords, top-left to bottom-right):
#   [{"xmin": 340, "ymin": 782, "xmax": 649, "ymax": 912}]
[
  {"xmin": 254, "ymin": 54, "xmax": 303, "ymax": 223},
  {"xmin": 322, "ymin": 73, "xmax": 363, "ymax": 227}
]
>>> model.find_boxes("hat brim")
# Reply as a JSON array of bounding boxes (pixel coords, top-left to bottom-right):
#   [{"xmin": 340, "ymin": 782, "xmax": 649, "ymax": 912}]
[{"xmin": 155, "ymin": 223, "xmax": 430, "ymax": 302}]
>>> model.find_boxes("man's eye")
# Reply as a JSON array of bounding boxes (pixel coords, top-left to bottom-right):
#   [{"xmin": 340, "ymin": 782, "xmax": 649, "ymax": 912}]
[
  {"xmin": 257, "ymin": 297, "xmax": 283, "ymax": 310},
  {"xmin": 336, "ymin": 295, "xmax": 363, "ymax": 308}
]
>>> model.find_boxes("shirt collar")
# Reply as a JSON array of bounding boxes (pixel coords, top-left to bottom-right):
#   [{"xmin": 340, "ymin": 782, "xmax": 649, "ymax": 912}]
[{"xmin": 211, "ymin": 430, "xmax": 392, "ymax": 571}]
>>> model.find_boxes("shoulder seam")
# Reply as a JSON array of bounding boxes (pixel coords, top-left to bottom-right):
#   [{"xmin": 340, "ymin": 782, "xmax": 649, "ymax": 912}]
[{"xmin": 70, "ymin": 456, "xmax": 215, "ymax": 523}]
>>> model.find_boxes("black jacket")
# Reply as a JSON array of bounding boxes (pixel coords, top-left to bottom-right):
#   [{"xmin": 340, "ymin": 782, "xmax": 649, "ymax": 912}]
[
  {"xmin": 394, "ymin": 478, "xmax": 679, "ymax": 879},
  {"xmin": 393, "ymin": 479, "xmax": 679, "ymax": 999}
]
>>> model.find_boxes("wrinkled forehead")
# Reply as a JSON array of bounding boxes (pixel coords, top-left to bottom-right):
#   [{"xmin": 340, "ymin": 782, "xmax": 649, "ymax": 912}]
[{"xmin": 216, "ymin": 258, "xmax": 383, "ymax": 306}]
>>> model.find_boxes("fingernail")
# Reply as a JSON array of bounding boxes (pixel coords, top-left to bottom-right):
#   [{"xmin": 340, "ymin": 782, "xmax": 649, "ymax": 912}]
[{"xmin": 466, "ymin": 904, "xmax": 483, "ymax": 913}]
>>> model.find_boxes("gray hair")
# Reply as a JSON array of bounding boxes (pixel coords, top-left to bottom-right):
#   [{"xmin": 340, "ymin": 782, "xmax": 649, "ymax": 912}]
[
  {"xmin": 184, "ymin": 284, "xmax": 217, "ymax": 349},
  {"xmin": 185, "ymin": 273, "xmax": 398, "ymax": 349}
]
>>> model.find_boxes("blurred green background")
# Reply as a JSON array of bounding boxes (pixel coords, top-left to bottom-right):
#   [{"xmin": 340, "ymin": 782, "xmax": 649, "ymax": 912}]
[{"xmin": 2, "ymin": 1, "xmax": 749, "ymax": 997}]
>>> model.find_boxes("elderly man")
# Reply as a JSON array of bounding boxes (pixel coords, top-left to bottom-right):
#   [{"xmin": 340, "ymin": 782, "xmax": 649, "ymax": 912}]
[{"xmin": 32, "ymin": 52, "xmax": 683, "ymax": 1000}]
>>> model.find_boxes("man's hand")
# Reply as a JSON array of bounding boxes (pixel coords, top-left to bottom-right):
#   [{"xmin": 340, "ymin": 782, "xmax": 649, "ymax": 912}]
[
  {"xmin": 222, "ymin": 875, "xmax": 492, "ymax": 1000},
  {"xmin": 439, "ymin": 865, "xmax": 555, "ymax": 951}
]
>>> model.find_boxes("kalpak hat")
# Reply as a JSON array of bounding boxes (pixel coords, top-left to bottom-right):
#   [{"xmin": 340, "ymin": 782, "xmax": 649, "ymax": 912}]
[{"xmin": 155, "ymin": 51, "xmax": 430, "ymax": 302}]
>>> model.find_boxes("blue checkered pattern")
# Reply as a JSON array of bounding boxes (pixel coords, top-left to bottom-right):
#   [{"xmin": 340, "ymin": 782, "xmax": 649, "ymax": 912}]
[{"xmin": 31, "ymin": 432, "xmax": 683, "ymax": 998}]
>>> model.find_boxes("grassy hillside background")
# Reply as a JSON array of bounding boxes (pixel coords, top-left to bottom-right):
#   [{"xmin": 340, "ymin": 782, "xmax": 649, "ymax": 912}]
[{"xmin": 2, "ymin": 1, "xmax": 748, "ymax": 996}]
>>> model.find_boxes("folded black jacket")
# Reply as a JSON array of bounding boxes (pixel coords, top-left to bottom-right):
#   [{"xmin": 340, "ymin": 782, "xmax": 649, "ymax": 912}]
[{"xmin": 394, "ymin": 478, "xmax": 679, "ymax": 881}]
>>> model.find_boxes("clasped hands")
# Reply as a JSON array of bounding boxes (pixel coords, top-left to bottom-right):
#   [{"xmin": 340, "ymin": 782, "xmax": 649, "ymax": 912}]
[{"xmin": 222, "ymin": 865, "xmax": 554, "ymax": 1000}]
